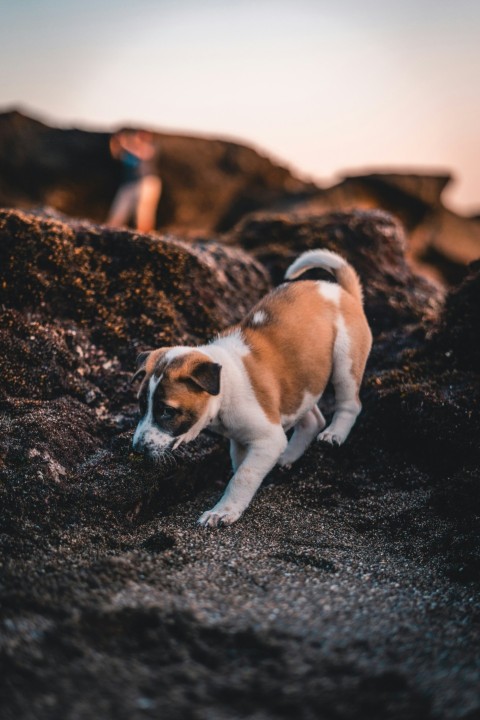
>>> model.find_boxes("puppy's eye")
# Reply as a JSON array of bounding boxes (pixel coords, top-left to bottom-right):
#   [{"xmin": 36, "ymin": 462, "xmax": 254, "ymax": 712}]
[
  {"xmin": 155, "ymin": 403, "xmax": 177, "ymax": 421},
  {"xmin": 160, "ymin": 406, "xmax": 176, "ymax": 419}
]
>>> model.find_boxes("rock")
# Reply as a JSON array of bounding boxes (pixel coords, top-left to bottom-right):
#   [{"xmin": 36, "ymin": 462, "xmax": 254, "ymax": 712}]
[
  {"xmin": 0, "ymin": 109, "xmax": 314, "ymax": 234},
  {"xmin": 228, "ymin": 209, "xmax": 442, "ymax": 334},
  {"xmin": 428, "ymin": 260, "xmax": 480, "ymax": 371},
  {"xmin": 0, "ymin": 207, "xmax": 270, "ymax": 361},
  {"xmin": 2, "ymin": 111, "xmax": 480, "ymax": 284},
  {"xmin": 0, "ymin": 309, "xmax": 99, "ymax": 402},
  {"xmin": 352, "ymin": 256, "xmax": 480, "ymax": 474},
  {"xmin": 277, "ymin": 172, "xmax": 480, "ymax": 284}
]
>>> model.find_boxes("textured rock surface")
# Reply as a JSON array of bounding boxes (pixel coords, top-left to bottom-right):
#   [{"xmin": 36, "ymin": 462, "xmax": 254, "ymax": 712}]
[
  {"xmin": 0, "ymin": 207, "xmax": 270, "ymax": 357},
  {"xmin": 280, "ymin": 172, "xmax": 480, "ymax": 284},
  {"xmin": 1, "ymin": 208, "xmax": 479, "ymax": 720},
  {"xmin": 428, "ymin": 259, "xmax": 480, "ymax": 371}
]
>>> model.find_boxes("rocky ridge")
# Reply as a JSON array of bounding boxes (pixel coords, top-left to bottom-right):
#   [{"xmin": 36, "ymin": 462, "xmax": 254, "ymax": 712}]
[{"xmin": 1, "ymin": 110, "xmax": 480, "ymax": 284}]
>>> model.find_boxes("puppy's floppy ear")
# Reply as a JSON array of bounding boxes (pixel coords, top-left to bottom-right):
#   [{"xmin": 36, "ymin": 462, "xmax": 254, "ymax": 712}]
[
  {"xmin": 189, "ymin": 361, "xmax": 221, "ymax": 396},
  {"xmin": 130, "ymin": 350, "xmax": 151, "ymax": 385}
]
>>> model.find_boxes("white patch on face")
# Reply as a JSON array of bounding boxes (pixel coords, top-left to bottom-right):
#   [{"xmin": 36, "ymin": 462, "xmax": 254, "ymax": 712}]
[
  {"xmin": 209, "ymin": 328, "xmax": 250, "ymax": 357},
  {"xmin": 252, "ymin": 310, "xmax": 267, "ymax": 326},
  {"xmin": 164, "ymin": 346, "xmax": 193, "ymax": 363},
  {"xmin": 133, "ymin": 374, "xmax": 173, "ymax": 457},
  {"xmin": 318, "ymin": 281, "xmax": 341, "ymax": 305}
]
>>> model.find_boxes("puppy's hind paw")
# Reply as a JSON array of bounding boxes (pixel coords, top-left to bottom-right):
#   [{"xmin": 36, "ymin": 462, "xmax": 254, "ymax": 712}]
[
  {"xmin": 317, "ymin": 430, "xmax": 343, "ymax": 447},
  {"xmin": 277, "ymin": 453, "xmax": 293, "ymax": 469},
  {"xmin": 198, "ymin": 506, "xmax": 242, "ymax": 528}
]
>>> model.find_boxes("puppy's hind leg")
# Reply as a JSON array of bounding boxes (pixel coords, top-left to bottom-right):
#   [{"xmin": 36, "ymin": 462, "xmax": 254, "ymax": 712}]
[
  {"xmin": 278, "ymin": 406, "xmax": 326, "ymax": 468},
  {"xmin": 318, "ymin": 316, "xmax": 370, "ymax": 446}
]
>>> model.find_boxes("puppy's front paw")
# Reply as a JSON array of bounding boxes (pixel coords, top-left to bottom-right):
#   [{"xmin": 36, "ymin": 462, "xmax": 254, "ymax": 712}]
[
  {"xmin": 317, "ymin": 430, "xmax": 343, "ymax": 446},
  {"xmin": 198, "ymin": 506, "xmax": 242, "ymax": 528}
]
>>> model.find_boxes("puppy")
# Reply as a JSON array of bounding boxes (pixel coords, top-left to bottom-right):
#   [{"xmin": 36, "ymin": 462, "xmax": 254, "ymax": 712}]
[{"xmin": 132, "ymin": 249, "xmax": 372, "ymax": 527}]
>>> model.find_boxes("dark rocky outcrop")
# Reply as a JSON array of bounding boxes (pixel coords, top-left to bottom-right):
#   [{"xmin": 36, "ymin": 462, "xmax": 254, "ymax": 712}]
[
  {"xmin": 0, "ymin": 109, "xmax": 313, "ymax": 234},
  {"xmin": 280, "ymin": 172, "xmax": 480, "ymax": 284},
  {"xmin": 0, "ymin": 207, "xmax": 269, "ymax": 358},
  {"xmin": 1, "ymin": 110, "xmax": 480, "ymax": 285},
  {"xmin": 428, "ymin": 259, "xmax": 480, "ymax": 371},
  {"xmin": 1, "ymin": 208, "xmax": 479, "ymax": 720}
]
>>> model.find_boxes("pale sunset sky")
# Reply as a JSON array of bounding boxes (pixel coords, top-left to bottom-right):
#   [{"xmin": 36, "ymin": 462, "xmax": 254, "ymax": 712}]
[{"xmin": 1, "ymin": 0, "xmax": 479, "ymax": 212}]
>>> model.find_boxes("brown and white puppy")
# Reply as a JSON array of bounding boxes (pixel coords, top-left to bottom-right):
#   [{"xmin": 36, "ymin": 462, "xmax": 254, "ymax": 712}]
[{"xmin": 132, "ymin": 249, "xmax": 372, "ymax": 527}]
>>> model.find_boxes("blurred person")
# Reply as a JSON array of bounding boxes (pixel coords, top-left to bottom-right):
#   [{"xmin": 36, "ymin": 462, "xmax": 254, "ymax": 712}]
[{"xmin": 107, "ymin": 130, "xmax": 162, "ymax": 233}]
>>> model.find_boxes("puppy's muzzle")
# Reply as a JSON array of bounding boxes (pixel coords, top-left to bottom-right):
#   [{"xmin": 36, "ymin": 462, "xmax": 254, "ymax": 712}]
[{"xmin": 131, "ymin": 430, "xmax": 174, "ymax": 460}]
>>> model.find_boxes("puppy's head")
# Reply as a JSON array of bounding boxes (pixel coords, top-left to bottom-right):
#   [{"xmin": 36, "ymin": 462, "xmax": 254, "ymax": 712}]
[{"xmin": 131, "ymin": 347, "xmax": 221, "ymax": 462}]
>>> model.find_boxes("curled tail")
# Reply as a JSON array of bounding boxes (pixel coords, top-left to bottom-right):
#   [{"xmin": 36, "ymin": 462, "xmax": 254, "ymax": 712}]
[{"xmin": 285, "ymin": 249, "xmax": 364, "ymax": 304}]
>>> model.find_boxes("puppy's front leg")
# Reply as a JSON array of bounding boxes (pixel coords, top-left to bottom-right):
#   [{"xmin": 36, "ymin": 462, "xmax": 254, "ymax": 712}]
[
  {"xmin": 199, "ymin": 429, "xmax": 287, "ymax": 527},
  {"xmin": 230, "ymin": 438, "xmax": 247, "ymax": 472}
]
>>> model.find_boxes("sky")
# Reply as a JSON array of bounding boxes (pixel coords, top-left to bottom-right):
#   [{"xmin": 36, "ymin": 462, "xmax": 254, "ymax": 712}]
[{"xmin": 1, "ymin": 0, "xmax": 479, "ymax": 212}]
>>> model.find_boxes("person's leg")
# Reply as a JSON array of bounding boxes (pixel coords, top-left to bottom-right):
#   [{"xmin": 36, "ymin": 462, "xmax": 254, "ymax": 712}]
[
  {"xmin": 107, "ymin": 182, "xmax": 138, "ymax": 227},
  {"xmin": 135, "ymin": 175, "xmax": 162, "ymax": 233}
]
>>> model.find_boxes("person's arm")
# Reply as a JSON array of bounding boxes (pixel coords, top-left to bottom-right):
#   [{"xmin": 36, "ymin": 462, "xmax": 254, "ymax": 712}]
[{"xmin": 130, "ymin": 135, "xmax": 157, "ymax": 161}]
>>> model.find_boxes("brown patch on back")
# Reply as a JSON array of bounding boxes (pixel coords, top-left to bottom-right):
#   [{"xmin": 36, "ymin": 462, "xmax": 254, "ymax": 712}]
[{"xmin": 241, "ymin": 282, "xmax": 338, "ymax": 422}]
